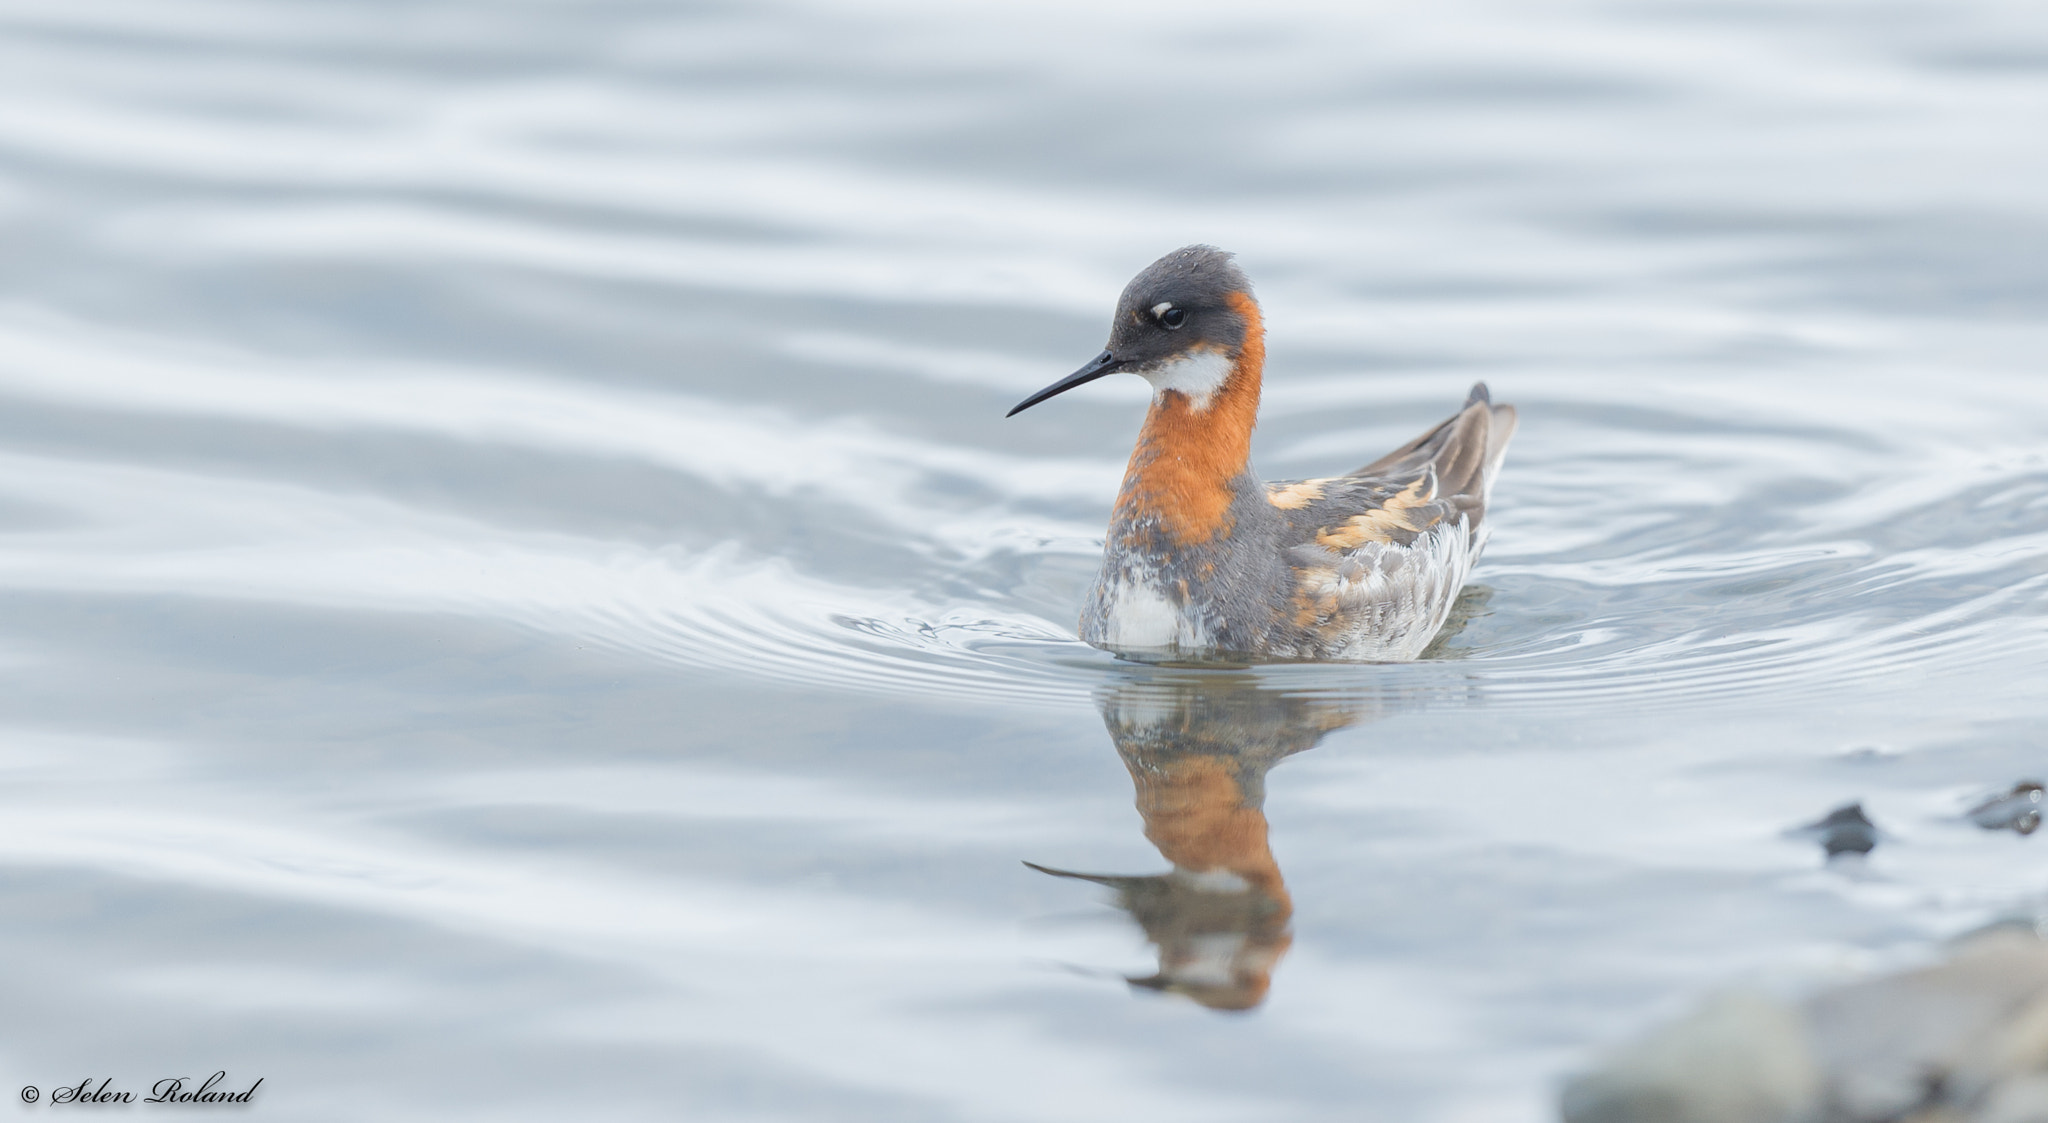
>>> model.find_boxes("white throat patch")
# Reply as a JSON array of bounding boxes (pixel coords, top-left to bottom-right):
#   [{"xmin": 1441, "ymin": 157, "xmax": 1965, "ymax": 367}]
[{"xmin": 1138, "ymin": 349, "xmax": 1234, "ymax": 411}]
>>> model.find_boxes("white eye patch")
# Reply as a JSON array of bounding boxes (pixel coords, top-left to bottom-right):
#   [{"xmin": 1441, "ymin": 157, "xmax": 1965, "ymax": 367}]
[{"xmin": 1150, "ymin": 302, "xmax": 1174, "ymax": 319}]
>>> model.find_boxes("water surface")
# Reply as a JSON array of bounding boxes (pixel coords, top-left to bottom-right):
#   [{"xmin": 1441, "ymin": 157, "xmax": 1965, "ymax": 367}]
[{"xmin": 1, "ymin": 1, "xmax": 2046, "ymax": 1119}]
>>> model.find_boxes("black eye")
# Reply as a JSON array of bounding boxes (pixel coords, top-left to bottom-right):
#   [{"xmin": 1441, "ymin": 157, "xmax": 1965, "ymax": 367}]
[{"xmin": 1160, "ymin": 307, "xmax": 1187, "ymax": 329}]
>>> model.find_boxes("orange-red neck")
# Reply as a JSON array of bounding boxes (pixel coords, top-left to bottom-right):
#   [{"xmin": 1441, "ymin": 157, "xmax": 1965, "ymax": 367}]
[{"xmin": 1113, "ymin": 292, "xmax": 1266, "ymax": 546}]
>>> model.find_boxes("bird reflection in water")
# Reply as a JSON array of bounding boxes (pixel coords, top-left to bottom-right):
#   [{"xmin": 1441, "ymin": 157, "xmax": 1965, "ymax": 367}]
[
  {"xmin": 1028, "ymin": 587, "xmax": 1489, "ymax": 1010},
  {"xmin": 1029, "ymin": 675, "xmax": 1356, "ymax": 1010}
]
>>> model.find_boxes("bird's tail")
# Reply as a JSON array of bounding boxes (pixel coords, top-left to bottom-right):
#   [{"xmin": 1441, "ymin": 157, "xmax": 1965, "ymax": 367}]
[{"xmin": 1349, "ymin": 381, "xmax": 1517, "ymax": 497}]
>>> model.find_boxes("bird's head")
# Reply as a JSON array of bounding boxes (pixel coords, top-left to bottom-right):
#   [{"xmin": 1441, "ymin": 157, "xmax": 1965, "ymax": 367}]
[{"xmin": 1008, "ymin": 245, "xmax": 1261, "ymax": 417}]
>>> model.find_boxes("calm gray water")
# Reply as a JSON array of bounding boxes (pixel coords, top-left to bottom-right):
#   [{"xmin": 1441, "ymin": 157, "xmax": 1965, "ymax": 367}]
[{"xmin": 1, "ymin": 0, "xmax": 2045, "ymax": 1119}]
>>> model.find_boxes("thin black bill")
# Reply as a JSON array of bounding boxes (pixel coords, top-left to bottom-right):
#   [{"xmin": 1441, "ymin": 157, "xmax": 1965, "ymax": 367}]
[{"xmin": 1006, "ymin": 350, "xmax": 1123, "ymax": 417}]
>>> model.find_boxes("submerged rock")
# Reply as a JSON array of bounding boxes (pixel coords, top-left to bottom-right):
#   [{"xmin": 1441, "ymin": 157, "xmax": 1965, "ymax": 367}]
[
  {"xmin": 1971, "ymin": 782, "xmax": 2045, "ymax": 836},
  {"xmin": 1791, "ymin": 802, "xmax": 1881, "ymax": 859},
  {"xmin": 1562, "ymin": 928, "xmax": 2048, "ymax": 1123}
]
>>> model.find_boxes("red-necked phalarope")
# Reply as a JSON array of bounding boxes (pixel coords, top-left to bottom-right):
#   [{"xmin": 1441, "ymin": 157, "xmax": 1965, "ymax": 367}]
[{"xmin": 1008, "ymin": 245, "xmax": 1517, "ymax": 661}]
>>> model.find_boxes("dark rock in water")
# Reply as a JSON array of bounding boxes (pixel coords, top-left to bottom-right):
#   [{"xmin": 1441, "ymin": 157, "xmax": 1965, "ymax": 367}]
[
  {"xmin": 1970, "ymin": 781, "xmax": 2045, "ymax": 836},
  {"xmin": 1562, "ymin": 928, "xmax": 2048, "ymax": 1123},
  {"xmin": 1792, "ymin": 802, "xmax": 1880, "ymax": 858}
]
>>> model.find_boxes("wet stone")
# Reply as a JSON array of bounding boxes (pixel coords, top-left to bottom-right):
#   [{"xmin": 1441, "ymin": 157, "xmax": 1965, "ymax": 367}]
[
  {"xmin": 1970, "ymin": 782, "xmax": 2046, "ymax": 836},
  {"xmin": 1563, "ymin": 928, "xmax": 2048, "ymax": 1123},
  {"xmin": 1790, "ymin": 802, "xmax": 1881, "ymax": 859}
]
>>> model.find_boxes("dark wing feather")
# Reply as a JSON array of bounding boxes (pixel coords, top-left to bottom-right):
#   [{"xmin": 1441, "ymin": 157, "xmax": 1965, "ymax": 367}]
[{"xmin": 1266, "ymin": 381, "xmax": 1516, "ymax": 550}]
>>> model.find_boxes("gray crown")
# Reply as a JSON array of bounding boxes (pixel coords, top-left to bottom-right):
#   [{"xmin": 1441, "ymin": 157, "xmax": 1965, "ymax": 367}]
[{"xmin": 1106, "ymin": 245, "xmax": 1257, "ymax": 370}]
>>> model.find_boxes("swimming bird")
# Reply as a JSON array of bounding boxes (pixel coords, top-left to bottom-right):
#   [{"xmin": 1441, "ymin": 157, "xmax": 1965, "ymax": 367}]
[{"xmin": 1008, "ymin": 245, "xmax": 1516, "ymax": 661}]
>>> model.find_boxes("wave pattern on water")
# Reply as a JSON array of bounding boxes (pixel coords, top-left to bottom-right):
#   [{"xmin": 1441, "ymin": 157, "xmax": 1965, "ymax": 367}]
[
  {"xmin": 0, "ymin": 1, "xmax": 2040, "ymax": 714},
  {"xmin": 4, "ymin": 1, "xmax": 2048, "ymax": 1120},
  {"xmin": 0, "ymin": 286, "xmax": 2044, "ymax": 713}
]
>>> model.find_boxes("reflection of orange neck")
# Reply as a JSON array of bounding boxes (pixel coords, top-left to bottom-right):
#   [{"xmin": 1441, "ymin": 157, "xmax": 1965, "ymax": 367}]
[
  {"xmin": 1132, "ymin": 755, "xmax": 1290, "ymax": 912},
  {"xmin": 1129, "ymin": 752, "xmax": 1293, "ymax": 1010},
  {"xmin": 1114, "ymin": 293, "xmax": 1266, "ymax": 547}
]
